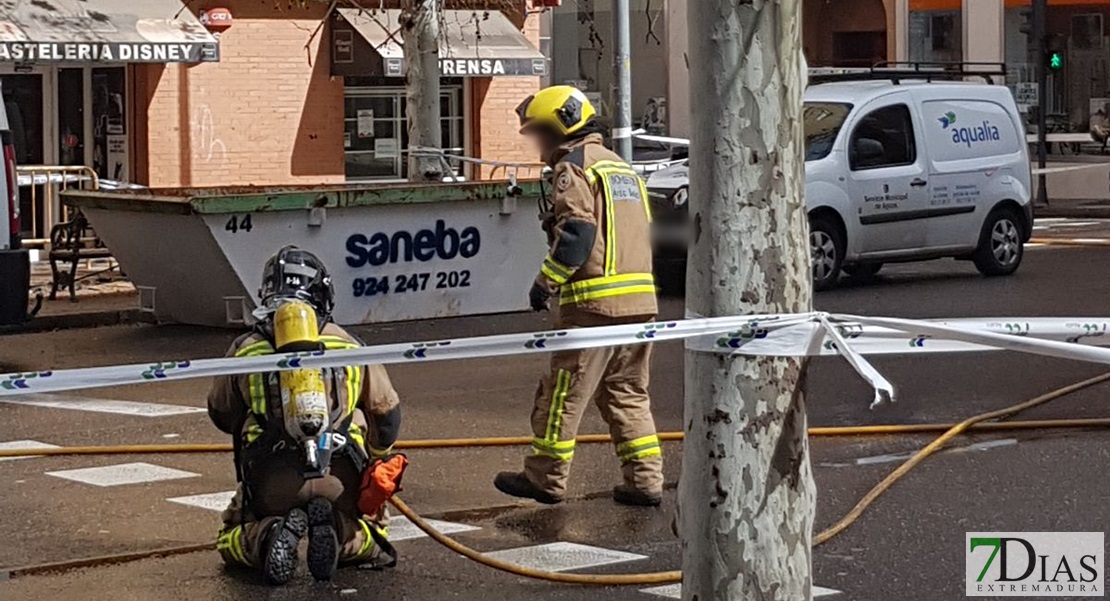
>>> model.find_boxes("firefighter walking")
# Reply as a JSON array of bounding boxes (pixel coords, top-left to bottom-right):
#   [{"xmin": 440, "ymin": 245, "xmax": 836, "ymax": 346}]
[{"xmin": 494, "ymin": 85, "xmax": 663, "ymax": 507}]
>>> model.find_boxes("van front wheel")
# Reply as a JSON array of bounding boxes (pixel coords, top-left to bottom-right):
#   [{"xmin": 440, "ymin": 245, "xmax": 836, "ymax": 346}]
[{"xmin": 973, "ymin": 208, "xmax": 1024, "ymax": 276}]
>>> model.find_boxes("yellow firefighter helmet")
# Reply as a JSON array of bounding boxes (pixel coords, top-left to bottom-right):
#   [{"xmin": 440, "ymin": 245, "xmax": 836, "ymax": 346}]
[{"xmin": 516, "ymin": 85, "xmax": 597, "ymax": 136}]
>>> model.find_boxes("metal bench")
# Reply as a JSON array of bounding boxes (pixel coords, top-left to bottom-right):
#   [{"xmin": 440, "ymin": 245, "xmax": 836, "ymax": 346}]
[{"xmin": 48, "ymin": 210, "xmax": 113, "ymax": 302}]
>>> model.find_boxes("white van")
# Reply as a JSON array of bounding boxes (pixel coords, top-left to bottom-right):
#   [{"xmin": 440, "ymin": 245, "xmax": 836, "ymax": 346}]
[
  {"xmin": 647, "ymin": 74, "xmax": 1033, "ymax": 290},
  {"xmin": 804, "ymin": 79, "xmax": 1032, "ymax": 288}
]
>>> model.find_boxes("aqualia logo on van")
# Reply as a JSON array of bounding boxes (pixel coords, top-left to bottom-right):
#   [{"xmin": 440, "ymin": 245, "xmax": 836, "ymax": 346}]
[{"xmin": 938, "ymin": 111, "xmax": 1002, "ymax": 148}]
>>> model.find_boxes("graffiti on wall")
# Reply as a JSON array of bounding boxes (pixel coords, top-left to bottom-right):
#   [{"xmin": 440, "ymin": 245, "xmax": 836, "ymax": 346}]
[{"xmin": 191, "ymin": 105, "xmax": 227, "ymax": 164}]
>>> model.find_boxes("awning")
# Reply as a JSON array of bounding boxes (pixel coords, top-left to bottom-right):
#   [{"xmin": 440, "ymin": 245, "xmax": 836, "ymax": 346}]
[
  {"xmin": 333, "ymin": 8, "xmax": 546, "ymax": 78},
  {"xmin": 0, "ymin": 0, "xmax": 219, "ymax": 63}
]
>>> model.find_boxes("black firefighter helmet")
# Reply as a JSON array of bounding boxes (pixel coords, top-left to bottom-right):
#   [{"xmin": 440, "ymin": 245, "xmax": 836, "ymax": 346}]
[{"xmin": 258, "ymin": 245, "xmax": 335, "ymax": 324}]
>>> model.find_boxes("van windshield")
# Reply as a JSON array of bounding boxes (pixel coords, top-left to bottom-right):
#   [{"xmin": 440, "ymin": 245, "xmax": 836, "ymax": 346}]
[{"xmin": 805, "ymin": 102, "xmax": 852, "ymax": 161}]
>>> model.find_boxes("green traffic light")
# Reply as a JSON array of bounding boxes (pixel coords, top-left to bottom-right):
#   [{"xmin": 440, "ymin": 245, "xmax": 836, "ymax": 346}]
[{"xmin": 1049, "ymin": 52, "xmax": 1063, "ymax": 70}]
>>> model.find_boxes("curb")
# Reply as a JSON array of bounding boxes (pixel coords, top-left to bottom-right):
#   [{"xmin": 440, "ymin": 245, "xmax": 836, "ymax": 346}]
[
  {"xmin": 1034, "ymin": 200, "xmax": 1110, "ymax": 219},
  {"xmin": 0, "ymin": 308, "xmax": 152, "ymax": 336},
  {"xmin": 1034, "ymin": 208, "xmax": 1110, "ymax": 219}
]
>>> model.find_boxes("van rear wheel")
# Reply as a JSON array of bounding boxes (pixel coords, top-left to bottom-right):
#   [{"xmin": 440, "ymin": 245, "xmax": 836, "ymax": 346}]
[
  {"xmin": 972, "ymin": 208, "xmax": 1024, "ymax": 276},
  {"xmin": 810, "ymin": 214, "xmax": 844, "ymax": 291}
]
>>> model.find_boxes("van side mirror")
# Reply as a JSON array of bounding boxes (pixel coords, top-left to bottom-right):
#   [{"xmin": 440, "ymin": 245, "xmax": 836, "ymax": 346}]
[{"xmin": 852, "ymin": 137, "xmax": 886, "ymax": 169}]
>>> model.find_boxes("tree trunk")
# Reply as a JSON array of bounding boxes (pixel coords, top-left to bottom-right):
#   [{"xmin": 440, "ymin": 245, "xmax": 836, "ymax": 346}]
[
  {"xmin": 401, "ymin": 0, "xmax": 443, "ymax": 182},
  {"xmin": 679, "ymin": 1, "xmax": 815, "ymax": 600}
]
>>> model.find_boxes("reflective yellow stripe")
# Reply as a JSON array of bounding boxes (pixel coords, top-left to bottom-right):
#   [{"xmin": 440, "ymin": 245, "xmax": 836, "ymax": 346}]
[
  {"xmin": 640, "ymin": 179, "xmax": 652, "ymax": 222},
  {"xmin": 558, "ymin": 273, "xmax": 656, "ymax": 305},
  {"xmin": 234, "ymin": 340, "xmax": 272, "ymax": 357},
  {"xmin": 356, "ymin": 519, "xmax": 387, "ymax": 560},
  {"xmin": 604, "ymin": 183, "xmax": 617, "ymax": 275},
  {"xmin": 319, "ymin": 338, "xmax": 360, "ymax": 416},
  {"xmin": 369, "ymin": 444, "xmax": 394, "ymax": 459},
  {"xmin": 544, "ymin": 369, "xmax": 571, "ymax": 441},
  {"xmin": 541, "ymin": 264, "xmax": 567, "ymax": 285},
  {"xmin": 590, "ymin": 159, "xmax": 638, "ymax": 174},
  {"xmin": 245, "ymin": 422, "xmax": 264, "ymax": 444},
  {"xmin": 531, "ymin": 437, "xmax": 576, "ymax": 461},
  {"xmin": 541, "ymin": 256, "xmax": 574, "ymax": 285},
  {"xmin": 217, "ymin": 526, "xmax": 249, "ymax": 566},
  {"xmin": 247, "ymin": 373, "xmax": 266, "ymax": 416},
  {"xmin": 617, "ymin": 434, "xmax": 662, "ymax": 461},
  {"xmin": 349, "ymin": 422, "xmax": 366, "ymax": 449}
]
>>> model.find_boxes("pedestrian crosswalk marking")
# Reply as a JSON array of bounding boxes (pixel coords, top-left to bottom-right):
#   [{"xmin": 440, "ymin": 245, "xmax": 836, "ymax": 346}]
[
  {"xmin": 47, "ymin": 462, "xmax": 200, "ymax": 487},
  {"xmin": 485, "ymin": 542, "xmax": 646, "ymax": 573},
  {"xmin": 1, "ymin": 393, "xmax": 205, "ymax": 417},
  {"xmin": 168, "ymin": 491, "xmax": 237, "ymax": 512},
  {"xmin": 0, "ymin": 440, "xmax": 60, "ymax": 462},
  {"xmin": 641, "ymin": 584, "xmax": 841, "ymax": 598},
  {"xmin": 387, "ymin": 516, "xmax": 482, "ymax": 541}
]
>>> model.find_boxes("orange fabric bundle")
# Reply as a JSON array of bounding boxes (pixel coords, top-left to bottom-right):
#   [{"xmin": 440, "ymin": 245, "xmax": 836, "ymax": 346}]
[{"xmin": 358, "ymin": 454, "xmax": 409, "ymax": 517}]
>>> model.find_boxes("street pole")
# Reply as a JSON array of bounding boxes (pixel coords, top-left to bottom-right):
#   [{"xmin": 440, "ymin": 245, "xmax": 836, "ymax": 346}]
[
  {"xmin": 402, "ymin": 0, "xmax": 444, "ymax": 182},
  {"xmin": 680, "ymin": 0, "xmax": 815, "ymax": 600},
  {"xmin": 611, "ymin": 0, "xmax": 633, "ymax": 161},
  {"xmin": 1033, "ymin": 0, "xmax": 1048, "ymax": 205}
]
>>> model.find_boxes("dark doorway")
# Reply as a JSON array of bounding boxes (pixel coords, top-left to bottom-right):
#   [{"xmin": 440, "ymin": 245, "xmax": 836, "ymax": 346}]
[
  {"xmin": 2, "ymin": 74, "xmax": 45, "ymax": 239},
  {"xmin": 833, "ymin": 31, "xmax": 888, "ymax": 67}
]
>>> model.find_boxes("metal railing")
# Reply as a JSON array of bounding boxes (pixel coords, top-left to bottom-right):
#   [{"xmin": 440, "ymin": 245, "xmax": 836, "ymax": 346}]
[{"xmin": 15, "ymin": 165, "xmax": 100, "ymax": 247}]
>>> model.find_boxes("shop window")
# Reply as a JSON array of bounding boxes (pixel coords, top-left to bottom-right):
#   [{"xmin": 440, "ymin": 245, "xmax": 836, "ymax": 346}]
[
  {"xmin": 343, "ymin": 77, "xmax": 465, "ymax": 181},
  {"xmin": 909, "ymin": 2, "xmax": 962, "ymax": 64}
]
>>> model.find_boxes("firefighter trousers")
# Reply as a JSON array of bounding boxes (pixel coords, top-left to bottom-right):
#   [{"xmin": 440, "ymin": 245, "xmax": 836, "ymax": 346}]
[
  {"xmin": 524, "ymin": 314, "xmax": 663, "ymax": 498},
  {"xmin": 216, "ymin": 451, "xmax": 384, "ymax": 568}
]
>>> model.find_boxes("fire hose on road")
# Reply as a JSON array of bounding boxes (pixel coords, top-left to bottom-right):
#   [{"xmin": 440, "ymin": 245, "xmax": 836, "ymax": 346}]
[{"xmin": 5, "ymin": 371, "xmax": 1110, "ymax": 584}]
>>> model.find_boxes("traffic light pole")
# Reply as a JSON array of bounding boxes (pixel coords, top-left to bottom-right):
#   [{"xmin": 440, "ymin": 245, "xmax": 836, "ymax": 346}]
[{"xmin": 1033, "ymin": 0, "xmax": 1048, "ymax": 205}]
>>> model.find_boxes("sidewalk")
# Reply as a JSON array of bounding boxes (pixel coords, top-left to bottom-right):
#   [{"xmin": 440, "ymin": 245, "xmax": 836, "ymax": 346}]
[
  {"xmin": 1035, "ymin": 197, "xmax": 1110, "ymax": 219},
  {"xmin": 1, "ymin": 259, "xmax": 146, "ymax": 334},
  {"xmin": 1038, "ymin": 156, "xmax": 1110, "ymax": 217}
]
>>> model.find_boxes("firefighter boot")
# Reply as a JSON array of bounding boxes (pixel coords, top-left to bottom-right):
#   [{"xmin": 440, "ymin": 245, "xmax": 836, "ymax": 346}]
[
  {"xmin": 306, "ymin": 497, "xmax": 339, "ymax": 581},
  {"xmin": 263, "ymin": 508, "xmax": 308, "ymax": 585},
  {"xmin": 612, "ymin": 484, "xmax": 662, "ymax": 507},
  {"xmin": 494, "ymin": 471, "xmax": 563, "ymax": 505}
]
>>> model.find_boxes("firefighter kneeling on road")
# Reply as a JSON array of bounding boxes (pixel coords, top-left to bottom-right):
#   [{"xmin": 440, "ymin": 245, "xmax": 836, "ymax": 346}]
[
  {"xmin": 494, "ymin": 85, "xmax": 664, "ymax": 507},
  {"xmin": 208, "ymin": 246, "xmax": 408, "ymax": 585}
]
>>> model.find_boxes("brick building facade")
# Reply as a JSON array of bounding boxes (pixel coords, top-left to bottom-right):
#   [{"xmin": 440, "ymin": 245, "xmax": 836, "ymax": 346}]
[
  {"xmin": 2, "ymin": 0, "xmax": 544, "ymax": 209},
  {"xmin": 137, "ymin": 1, "xmax": 544, "ymax": 187}
]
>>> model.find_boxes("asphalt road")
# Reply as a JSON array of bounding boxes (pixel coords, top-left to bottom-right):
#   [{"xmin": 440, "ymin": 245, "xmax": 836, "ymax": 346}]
[{"xmin": 1, "ymin": 226, "xmax": 1109, "ymax": 601}]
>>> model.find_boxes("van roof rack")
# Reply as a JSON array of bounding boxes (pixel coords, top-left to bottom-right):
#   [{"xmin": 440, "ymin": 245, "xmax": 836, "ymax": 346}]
[{"xmin": 808, "ymin": 61, "xmax": 1006, "ymax": 85}]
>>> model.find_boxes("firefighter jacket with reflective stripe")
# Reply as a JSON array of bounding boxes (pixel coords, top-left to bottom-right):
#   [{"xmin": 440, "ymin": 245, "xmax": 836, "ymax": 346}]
[
  {"xmin": 207, "ymin": 323, "xmax": 401, "ymax": 459},
  {"xmin": 537, "ymin": 133, "xmax": 658, "ymax": 321}
]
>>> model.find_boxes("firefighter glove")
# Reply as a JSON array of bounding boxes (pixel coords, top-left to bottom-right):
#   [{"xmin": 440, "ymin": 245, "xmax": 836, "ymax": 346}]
[{"xmin": 529, "ymin": 281, "xmax": 550, "ymax": 312}]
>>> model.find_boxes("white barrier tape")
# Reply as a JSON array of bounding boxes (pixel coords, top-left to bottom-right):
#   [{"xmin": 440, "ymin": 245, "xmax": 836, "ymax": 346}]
[
  {"xmin": 818, "ymin": 316, "xmax": 894, "ymax": 409},
  {"xmin": 1030, "ymin": 164, "xmax": 1108, "ymax": 176},
  {"xmin": 2, "ymin": 314, "xmax": 1109, "ymax": 406},
  {"xmin": 0, "ymin": 313, "xmax": 811, "ymax": 397}
]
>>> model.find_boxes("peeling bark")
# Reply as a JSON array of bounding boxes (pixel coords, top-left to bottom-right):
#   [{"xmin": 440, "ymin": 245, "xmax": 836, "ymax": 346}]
[{"xmin": 679, "ymin": 1, "xmax": 814, "ymax": 600}]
